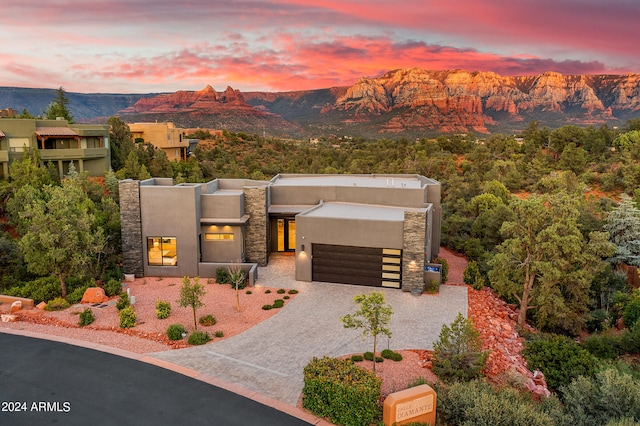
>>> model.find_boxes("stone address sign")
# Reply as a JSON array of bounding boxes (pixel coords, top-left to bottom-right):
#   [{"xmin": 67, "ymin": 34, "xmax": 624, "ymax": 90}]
[{"xmin": 382, "ymin": 384, "xmax": 436, "ymax": 426}]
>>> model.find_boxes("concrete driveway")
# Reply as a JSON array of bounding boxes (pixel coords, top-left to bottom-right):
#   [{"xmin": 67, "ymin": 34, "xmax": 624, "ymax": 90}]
[{"xmin": 148, "ymin": 255, "xmax": 468, "ymax": 406}]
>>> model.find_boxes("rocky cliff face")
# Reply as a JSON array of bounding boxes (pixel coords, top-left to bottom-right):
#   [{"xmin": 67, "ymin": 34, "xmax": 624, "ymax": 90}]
[{"xmin": 327, "ymin": 68, "xmax": 640, "ymax": 133}]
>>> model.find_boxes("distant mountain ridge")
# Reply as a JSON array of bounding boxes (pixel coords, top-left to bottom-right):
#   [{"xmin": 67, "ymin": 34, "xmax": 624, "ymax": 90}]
[{"xmin": 2, "ymin": 68, "xmax": 640, "ymax": 137}]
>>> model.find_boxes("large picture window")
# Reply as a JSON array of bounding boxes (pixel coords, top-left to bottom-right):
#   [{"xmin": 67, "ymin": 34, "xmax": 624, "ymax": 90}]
[{"xmin": 147, "ymin": 237, "xmax": 177, "ymax": 266}]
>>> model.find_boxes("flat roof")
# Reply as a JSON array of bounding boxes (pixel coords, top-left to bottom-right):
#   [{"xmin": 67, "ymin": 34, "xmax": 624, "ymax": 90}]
[
  {"xmin": 272, "ymin": 175, "xmax": 423, "ymax": 189},
  {"xmin": 269, "ymin": 205, "xmax": 318, "ymax": 215},
  {"xmin": 300, "ymin": 202, "xmax": 426, "ymax": 221}
]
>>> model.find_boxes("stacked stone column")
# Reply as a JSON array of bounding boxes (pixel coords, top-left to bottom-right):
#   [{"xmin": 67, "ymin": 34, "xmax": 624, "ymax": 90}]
[
  {"xmin": 244, "ymin": 186, "xmax": 269, "ymax": 266},
  {"xmin": 118, "ymin": 179, "xmax": 144, "ymax": 277},
  {"xmin": 402, "ymin": 210, "xmax": 427, "ymax": 292}
]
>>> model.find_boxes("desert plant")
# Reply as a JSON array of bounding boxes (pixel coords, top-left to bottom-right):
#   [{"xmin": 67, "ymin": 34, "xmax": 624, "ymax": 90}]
[
  {"xmin": 246, "ymin": 290, "xmax": 252, "ymax": 294},
  {"xmin": 166, "ymin": 323, "xmax": 187, "ymax": 340},
  {"xmin": 463, "ymin": 260, "xmax": 486, "ymax": 290},
  {"xmin": 44, "ymin": 297, "xmax": 70, "ymax": 311},
  {"xmin": 277, "ymin": 288, "xmax": 285, "ymax": 294},
  {"xmin": 341, "ymin": 291, "xmax": 393, "ymax": 373},
  {"xmin": 262, "ymin": 304, "xmax": 273, "ymax": 310},
  {"xmin": 302, "ymin": 357, "xmax": 381, "ymax": 426},
  {"xmin": 434, "ymin": 256, "xmax": 449, "ymax": 283},
  {"xmin": 155, "ymin": 300, "xmax": 171, "ymax": 319},
  {"xmin": 432, "ymin": 313, "xmax": 489, "ymax": 384},
  {"xmin": 407, "ymin": 377, "xmax": 430, "ymax": 388},
  {"xmin": 188, "ymin": 330, "xmax": 211, "ymax": 345},
  {"xmin": 103, "ymin": 278, "xmax": 122, "ymax": 297},
  {"xmin": 381, "ymin": 349, "xmax": 403, "ymax": 361},
  {"xmin": 522, "ymin": 334, "xmax": 596, "ymax": 391},
  {"xmin": 5, "ymin": 276, "xmax": 61, "ymax": 304},
  {"xmin": 436, "ymin": 379, "xmax": 568, "ymax": 426},
  {"xmin": 623, "ymin": 290, "xmax": 640, "ymax": 328},
  {"xmin": 228, "ymin": 264, "xmax": 246, "ymax": 311},
  {"xmin": 119, "ymin": 306, "xmax": 137, "ymax": 328},
  {"xmin": 178, "ymin": 276, "xmax": 206, "ymax": 330},
  {"xmin": 561, "ymin": 368, "xmax": 640, "ymax": 425},
  {"xmin": 265, "ymin": 289, "xmax": 271, "ymax": 294},
  {"xmin": 351, "ymin": 354, "xmax": 364, "ymax": 362},
  {"xmin": 288, "ymin": 289, "xmax": 298, "ymax": 294},
  {"xmin": 116, "ymin": 292, "xmax": 130, "ymax": 310},
  {"xmin": 425, "ymin": 279, "xmax": 439, "ymax": 294},
  {"xmin": 78, "ymin": 308, "xmax": 95, "ymax": 326},
  {"xmin": 215, "ymin": 267, "xmax": 230, "ymax": 284},
  {"xmin": 214, "ymin": 330, "xmax": 224, "ymax": 338},
  {"xmin": 283, "ymin": 295, "xmax": 290, "ymax": 300},
  {"xmin": 272, "ymin": 299, "xmax": 284, "ymax": 308},
  {"xmin": 198, "ymin": 314, "xmax": 217, "ymax": 326},
  {"xmin": 66, "ymin": 284, "xmax": 91, "ymax": 304}
]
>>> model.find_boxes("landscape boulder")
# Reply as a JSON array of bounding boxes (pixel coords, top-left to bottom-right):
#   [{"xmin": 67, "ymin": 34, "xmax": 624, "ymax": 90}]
[
  {"xmin": 10, "ymin": 300, "xmax": 22, "ymax": 313},
  {"xmin": 80, "ymin": 287, "xmax": 108, "ymax": 304}
]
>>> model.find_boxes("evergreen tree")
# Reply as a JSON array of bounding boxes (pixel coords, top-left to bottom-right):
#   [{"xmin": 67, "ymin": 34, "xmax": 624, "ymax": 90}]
[
  {"xmin": 604, "ymin": 194, "xmax": 640, "ymax": 266},
  {"xmin": 43, "ymin": 87, "xmax": 73, "ymax": 123}
]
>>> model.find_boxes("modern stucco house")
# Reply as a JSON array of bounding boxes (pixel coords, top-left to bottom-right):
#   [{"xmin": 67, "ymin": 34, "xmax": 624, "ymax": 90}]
[
  {"xmin": 0, "ymin": 118, "xmax": 110, "ymax": 179},
  {"xmin": 119, "ymin": 174, "xmax": 442, "ymax": 292}
]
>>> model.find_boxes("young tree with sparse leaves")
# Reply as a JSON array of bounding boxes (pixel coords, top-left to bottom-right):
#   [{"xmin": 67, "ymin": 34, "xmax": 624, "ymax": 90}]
[
  {"xmin": 178, "ymin": 276, "xmax": 206, "ymax": 330},
  {"xmin": 341, "ymin": 291, "xmax": 393, "ymax": 372}
]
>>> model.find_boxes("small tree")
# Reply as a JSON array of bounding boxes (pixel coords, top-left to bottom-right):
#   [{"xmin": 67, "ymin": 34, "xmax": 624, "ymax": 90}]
[
  {"xmin": 341, "ymin": 291, "xmax": 393, "ymax": 372},
  {"xmin": 178, "ymin": 276, "xmax": 206, "ymax": 330},
  {"xmin": 432, "ymin": 313, "xmax": 489, "ymax": 383},
  {"xmin": 227, "ymin": 264, "xmax": 246, "ymax": 312}
]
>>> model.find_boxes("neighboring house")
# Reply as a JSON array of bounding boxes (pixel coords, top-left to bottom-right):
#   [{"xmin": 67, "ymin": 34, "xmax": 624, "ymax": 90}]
[
  {"xmin": 0, "ymin": 118, "xmax": 110, "ymax": 180},
  {"xmin": 119, "ymin": 174, "xmax": 442, "ymax": 292},
  {"xmin": 128, "ymin": 122, "xmax": 195, "ymax": 161}
]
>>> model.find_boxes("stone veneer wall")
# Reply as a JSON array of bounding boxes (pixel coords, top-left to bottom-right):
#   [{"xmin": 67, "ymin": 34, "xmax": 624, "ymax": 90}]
[
  {"xmin": 402, "ymin": 211, "xmax": 427, "ymax": 292},
  {"xmin": 244, "ymin": 186, "xmax": 268, "ymax": 266},
  {"xmin": 119, "ymin": 180, "xmax": 144, "ymax": 277}
]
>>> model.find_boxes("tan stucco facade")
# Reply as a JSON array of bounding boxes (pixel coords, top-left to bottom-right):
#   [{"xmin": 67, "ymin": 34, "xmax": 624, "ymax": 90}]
[
  {"xmin": 128, "ymin": 122, "xmax": 189, "ymax": 161},
  {"xmin": 119, "ymin": 174, "xmax": 441, "ymax": 291}
]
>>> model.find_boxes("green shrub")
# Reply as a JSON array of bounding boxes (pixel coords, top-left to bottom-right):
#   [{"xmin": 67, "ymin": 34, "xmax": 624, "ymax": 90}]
[
  {"xmin": 363, "ymin": 352, "xmax": 383, "ymax": 363},
  {"xmin": 103, "ymin": 278, "xmax": 122, "ymax": 297},
  {"xmin": 351, "ymin": 355, "xmax": 364, "ymax": 362},
  {"xmin": 215, "ymin": 267, "xmax": 230, "ymax": 284},
  {"xmin": 434, "ymin": 257, "xmax": 449, "ymax": 283},
  {"xmin": 5, "ymin": 276, "xmax": 61, "ymax": 304},
  {"xmin": 623, "ymin": 293, "xmax": 640, "ymax": 328},
  {"xmin": 407, "ymin": 377, "xmax": 430, "ymax": 388},
  {"xmin": 272, "ymin": 299, "xmax": 284, "ymax": 308},
  {"xmin": 66, "ymin": 284, "xmax": 90, "ymax": 305},
  {"xmin": 79, "ymin": 308, "xmax": 95, "ymax": 327},
  {"xmin": 188, "ymin": 330, "xmax": 211, "ymax": 345},
  {"xmin": 265, "ymin": 289, "xmax": 271, "ymax": 294},
  {"xmin": 167, "ymin": 324, "xmax": 187, "ymax": 340},
  {"xmin": 116, "ymin": 292, "xmax": 130, "ymax": 310},
  {"xmin": 288, "ymin": 289, "xmax": 298, "ymax": 294},
  {"xmin": 463, "ymin": 260, "xmax": 486, "ymax": 290},
  {"xmin": 522, "ymin": 334, "xmax": 596, "ymax": 391},
  {"xmin": 437, "ymin": 379, "xmax": 568, "ymax": 426},
  {"xmin": 214, "ymin": 330, "xmax": 224, "ymax": 338},
  {"xmin": 155, "ymin": 300, "xmax": 171, "ymax": 319},
  {"xmin": 277, "ymin": 288, "xmax": 285, "ymax": 294},
  {"xmin": 118, "ymin": 306, "xmax": 137, "ymax": 328},
  {"xmin": 302, "ymin": 357, "xmax": 381, "ymax": 426},
  {"xmin": 381, "ymin": 349, "xmax": 403, "ymax": 361},
  {"xmin": 44, "ymin": 297, "xmax": 70, "ymax": 311},
  {"xmin": 561, "ymin": 368, "xmax": 640, "ymax": 426},
  {"xmin": 425, "ymin": 279, "xmax": 439, "ymax": 294},
  {"xmin": 432, "ymin": 313, "xmax": 489, "ymax": 384},
  {"xmin": 198, "ymin": 314, "xmax": 217, "ymax": 326},
  {"xmin": 245, "ymin": 290, "xmax": 252, "ymax": 295},
  {"xmin": 587, "ymin": 308, "xmax": 613, "ymax": 333},
  {"xmin": 283, "ymin": 295, "xmax": 290, "ymax": 299},
  {"xmin": 262, "ymin": 304, "xmax": 273, "ymax": 310},
  {"xmin": 583, "ymin": 332, "xmax": 620, "ymax": 360}
]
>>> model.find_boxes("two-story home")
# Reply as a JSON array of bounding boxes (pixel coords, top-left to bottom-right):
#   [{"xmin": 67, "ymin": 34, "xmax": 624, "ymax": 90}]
[
  {"xmin": 128, "ymin": 122, "xmax": 196, "ymax": 161},
  {"xmin": 0, "ymin": 118, "xmax": 110, "ymax": 179}
]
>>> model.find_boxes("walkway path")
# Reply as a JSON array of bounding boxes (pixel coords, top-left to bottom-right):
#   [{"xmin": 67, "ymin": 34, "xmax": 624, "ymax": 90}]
[{"xmin": 149, "ymin": 255, "xmax": 468, "ymax": 406}]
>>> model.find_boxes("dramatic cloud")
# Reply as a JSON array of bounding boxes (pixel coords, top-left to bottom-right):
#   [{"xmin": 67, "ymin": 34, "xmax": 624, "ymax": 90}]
[{"xmin": 0, "ymin": 0, "xmax": 637, "ymax": 93}]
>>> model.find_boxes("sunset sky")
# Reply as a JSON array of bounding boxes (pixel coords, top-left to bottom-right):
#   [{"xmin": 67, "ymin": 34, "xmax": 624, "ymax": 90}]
[{"xmin": 1, "ymin": 0, "xmax": 638, "ymax": 94}]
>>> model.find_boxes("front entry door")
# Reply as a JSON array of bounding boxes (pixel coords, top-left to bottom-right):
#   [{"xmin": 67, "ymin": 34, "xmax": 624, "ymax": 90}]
[{"xmin": 277, "ymin": 218, "xmax": 296, "ymax": 252}]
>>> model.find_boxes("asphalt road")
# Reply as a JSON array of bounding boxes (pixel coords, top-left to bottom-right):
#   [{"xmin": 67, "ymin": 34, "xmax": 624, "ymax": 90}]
[{"xmin": 0, "ymin": 333, "xmax": 311, "ymax": 426}]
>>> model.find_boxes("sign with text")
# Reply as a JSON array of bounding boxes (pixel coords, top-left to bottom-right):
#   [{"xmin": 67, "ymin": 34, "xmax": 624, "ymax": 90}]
[{"xmin": 383, "ymin": 384, "xmax": 436, "ymax": 426}]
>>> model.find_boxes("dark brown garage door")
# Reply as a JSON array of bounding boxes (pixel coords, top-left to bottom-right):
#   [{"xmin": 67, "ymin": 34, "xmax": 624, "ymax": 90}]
[{"xmin": 312, "ymin": 244, "xmax": 402, "ymax": 288}]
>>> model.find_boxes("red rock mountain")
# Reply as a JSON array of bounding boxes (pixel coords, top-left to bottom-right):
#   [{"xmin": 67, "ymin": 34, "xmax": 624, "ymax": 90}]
[{"xmin": 111, "ymin": 68, "xmax": 640, "ymax": 137}]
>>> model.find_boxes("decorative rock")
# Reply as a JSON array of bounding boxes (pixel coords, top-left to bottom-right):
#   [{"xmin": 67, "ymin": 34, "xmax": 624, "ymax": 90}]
[
  {"xmin": 10, "ymin": 300, "xmax": 22, "ymax": 313},
  {"xmin": 124, "ymin": 274, "xmax": 135, "ymax": 282},
  {"xmin": 1, "ymin": 314, "xmax": 17, "ymax": 322},
  {"xmin": 36, "ymin": 301, "xmax": 47, "ymax": 310},
  {"xmin": 80, "ymin": 287, "xmax": 108, "ymax": 304}
]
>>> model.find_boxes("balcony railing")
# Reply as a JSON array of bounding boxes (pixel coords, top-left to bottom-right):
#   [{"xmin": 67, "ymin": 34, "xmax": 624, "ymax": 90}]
[{"xmin": 38, "ymin": 147, "xmax": 108, "ymax": 160}]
